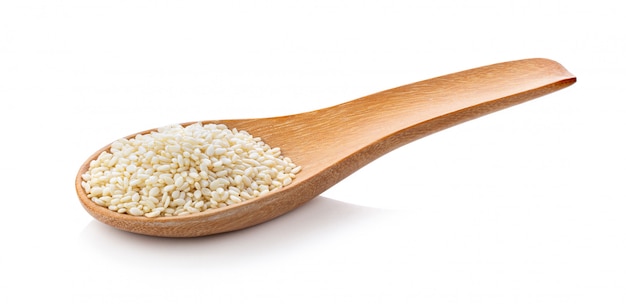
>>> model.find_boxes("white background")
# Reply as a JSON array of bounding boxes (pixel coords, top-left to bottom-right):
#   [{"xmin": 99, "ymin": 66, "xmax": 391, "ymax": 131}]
[{"xmin": 1, "ymin": 1, "xmax": 624, "ymax": 303}]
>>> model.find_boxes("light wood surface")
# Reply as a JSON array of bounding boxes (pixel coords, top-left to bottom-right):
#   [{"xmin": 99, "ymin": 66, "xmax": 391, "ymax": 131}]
[{"xmin": 75, "ymin": 58, "xmax": 576, "ymax": 237}]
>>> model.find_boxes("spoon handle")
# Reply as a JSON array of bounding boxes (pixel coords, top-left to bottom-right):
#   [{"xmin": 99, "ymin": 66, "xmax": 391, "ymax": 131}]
[{"xmin": 295, "ymin": 58, "xmax": 576, "ymax": 163}]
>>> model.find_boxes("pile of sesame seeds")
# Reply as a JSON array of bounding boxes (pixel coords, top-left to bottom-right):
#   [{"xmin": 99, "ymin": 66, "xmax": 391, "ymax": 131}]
[{"xmin": 80, "ymin": 123, "xmax": 300, "ymax": 217}]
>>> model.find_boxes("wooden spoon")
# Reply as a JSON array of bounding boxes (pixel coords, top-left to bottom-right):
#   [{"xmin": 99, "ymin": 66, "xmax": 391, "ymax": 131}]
[{"xmin": 75, "ymin": 58, "xmax": 576, "ymax": 237}]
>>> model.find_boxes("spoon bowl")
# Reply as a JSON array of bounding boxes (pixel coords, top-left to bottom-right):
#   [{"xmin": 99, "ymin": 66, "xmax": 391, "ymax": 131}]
[{"xmin": 76, "ymin": 58, "xmax": 576, "ymax": 237}]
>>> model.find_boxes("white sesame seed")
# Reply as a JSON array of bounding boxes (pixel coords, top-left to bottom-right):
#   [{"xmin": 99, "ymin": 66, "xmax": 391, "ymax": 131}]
[
  {"xmin": 157, "ymin": 165, "xmax": 171, "ymax": 172},
  {"xmin": 90, "ymin": 187, "xmax": 103, "ymax": 196},
  {"xmin": 149, "ymin": 187, "xmax": 160, "ymax": 197},
  {"xmin": 129, "ymin": 207, "xmax": 144, "ymax": 216}
]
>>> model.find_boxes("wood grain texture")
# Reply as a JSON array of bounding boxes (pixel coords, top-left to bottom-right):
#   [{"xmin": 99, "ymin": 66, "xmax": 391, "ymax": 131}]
[{"xmin": 75, "ymin": 58, "xmax": 576, "ymax": 237}]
